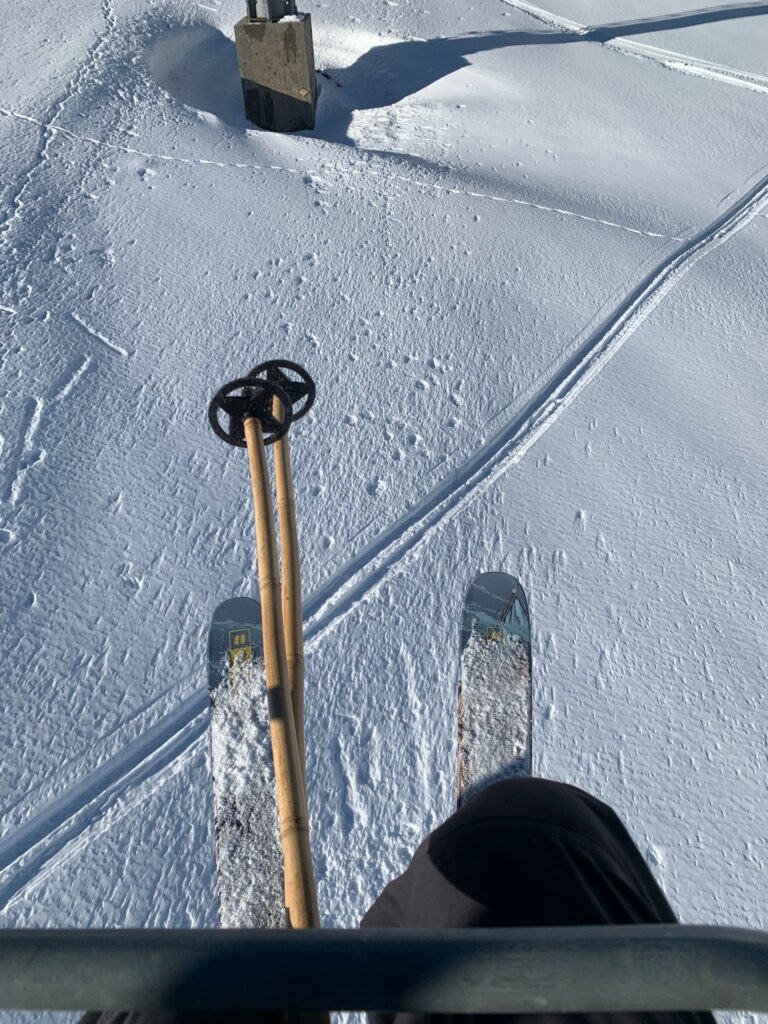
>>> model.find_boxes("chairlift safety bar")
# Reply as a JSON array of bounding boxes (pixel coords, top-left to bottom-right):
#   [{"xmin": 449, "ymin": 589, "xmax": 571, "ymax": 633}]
[{"xmin": 1, "ymin": 924, "xmax": 767, "ymax": 1012}]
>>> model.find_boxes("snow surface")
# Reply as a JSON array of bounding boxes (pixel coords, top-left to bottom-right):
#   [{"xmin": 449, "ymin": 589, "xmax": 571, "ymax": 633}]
[
  {"xmin": 209, "ymin": 652, "xmax": 284, "ymax": 929},
  {"xmin": 459, "ymin": 631, "xmax": 531, "ymax": 804},
  {"xmin": 0, "ymin": 0, "xmax": 767, "ymax": 1019}
]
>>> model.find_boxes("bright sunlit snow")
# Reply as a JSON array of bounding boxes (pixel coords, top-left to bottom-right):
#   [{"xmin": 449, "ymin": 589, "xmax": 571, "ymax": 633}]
[
  {"xmin": 209, "ymin": 646, "xmax": 284, "ymax": 929},
  {"xmin": 1, "ymin": 0, "xmax": 767, "ymax": 1020}
]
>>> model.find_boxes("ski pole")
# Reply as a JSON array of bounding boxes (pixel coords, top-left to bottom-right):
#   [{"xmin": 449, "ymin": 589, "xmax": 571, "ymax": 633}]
[
  {"xmin": 209, "ymin": 375, "xmax": 320, "ymax": 931},
  {"xmin": 243, "ymin": 412, "xmax": 319, "ymax": 930},
  {"xmin": 274, "ymin": 410, "xmax": 305, "ymax": 770},
  {"xmin": 248, "ymin": 361, "xmax": 316, "ymax": 777}
]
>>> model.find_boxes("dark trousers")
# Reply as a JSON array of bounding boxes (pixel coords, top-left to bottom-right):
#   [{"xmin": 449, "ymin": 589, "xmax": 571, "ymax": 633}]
[
  {"xmin": 81, "ymin": 779, "xmax": 717, "ymax": 1024},
  {"xmin": 361, "ymin": 778, "xmax": 716, "ymax": 1024}
]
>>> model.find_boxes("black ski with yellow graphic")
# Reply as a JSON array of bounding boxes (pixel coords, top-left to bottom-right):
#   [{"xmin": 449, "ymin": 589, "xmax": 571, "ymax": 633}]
[{"xmin": 207, "ymin": 596, "xmax": 284, "ymax": 927}]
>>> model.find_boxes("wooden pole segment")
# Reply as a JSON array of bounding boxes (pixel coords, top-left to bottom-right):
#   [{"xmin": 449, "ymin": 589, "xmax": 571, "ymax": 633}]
[
  {"xmin": 243, "ymin": 415, "xmax": 320, "ymax": 931},
  {"xmin": 273, "ymin": 397, "xmax": 306, "ymax": 773}
]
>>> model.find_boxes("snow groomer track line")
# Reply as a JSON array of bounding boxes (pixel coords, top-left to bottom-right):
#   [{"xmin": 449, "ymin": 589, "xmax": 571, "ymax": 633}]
[{"xmin": 2, "ymin": 166, "xmax": 768, "ymax": 907}]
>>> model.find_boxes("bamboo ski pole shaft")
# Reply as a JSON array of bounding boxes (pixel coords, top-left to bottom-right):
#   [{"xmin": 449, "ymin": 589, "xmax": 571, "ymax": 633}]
[
  {"xmin": 243, "ymin": 415, "xmax": 320, "ymax": 931},
  {"xmin": 273, "ymin": 396, "xmax": 306, "ymax": 772}
]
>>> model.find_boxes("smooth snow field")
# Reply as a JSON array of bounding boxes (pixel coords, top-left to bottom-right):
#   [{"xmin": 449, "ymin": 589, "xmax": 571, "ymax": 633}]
[{"xmin": 1, "ymin": 0, "xmax": 767, "ymax": 1020}]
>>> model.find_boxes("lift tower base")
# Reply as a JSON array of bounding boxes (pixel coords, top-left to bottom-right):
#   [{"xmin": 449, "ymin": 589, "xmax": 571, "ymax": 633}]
[{"xmin": 235, "ymin": 10, "xmax": 316, "ymax": 133}]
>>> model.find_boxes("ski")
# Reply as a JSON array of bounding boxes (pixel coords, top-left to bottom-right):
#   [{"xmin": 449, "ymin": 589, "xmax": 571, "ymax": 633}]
[
  {"xmin": 457, "ymin": 572, "xmax": 532, "ymax": 809},
  {"xmin": 207, "ymin": 596, "xmax": 284, "ymax": 927}
]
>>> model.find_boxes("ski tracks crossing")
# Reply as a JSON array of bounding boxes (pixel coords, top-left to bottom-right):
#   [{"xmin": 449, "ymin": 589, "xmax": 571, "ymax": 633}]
[
  {"xmin": 3, "ymin": 139, "xmax": 768, "ymax": 915},
  {"xmin": 3, "ymin": 168, "xmax": 768, "ymax": 909}
]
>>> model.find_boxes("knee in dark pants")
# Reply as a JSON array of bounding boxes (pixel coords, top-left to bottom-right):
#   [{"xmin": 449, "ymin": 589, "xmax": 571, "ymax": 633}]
[
  {"xmin": 424, "ymin": 777, "xmax": 678, "ymax": 928},
  {"xmin": 362, "ymin": 777, "xmax": 679, "ymax": 931}
]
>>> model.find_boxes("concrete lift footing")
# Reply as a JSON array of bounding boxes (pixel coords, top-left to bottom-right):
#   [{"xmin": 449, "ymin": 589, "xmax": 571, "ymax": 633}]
[{"xmin": 235, "ymin": 14, "xmax": 316, "ymax": 133}]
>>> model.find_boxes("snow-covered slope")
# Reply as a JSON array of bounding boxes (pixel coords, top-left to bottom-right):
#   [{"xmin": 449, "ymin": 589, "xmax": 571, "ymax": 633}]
[{"xmin": 1, "ymin": 0, "xmax": 766, "ymax": 1020}]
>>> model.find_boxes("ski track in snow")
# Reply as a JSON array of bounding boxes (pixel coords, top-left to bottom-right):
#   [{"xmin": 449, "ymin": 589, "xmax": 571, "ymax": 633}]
[
  {"xmin": 366, "ymin": 167, "xmax": 684, "ymax": 240},
  {"xmin": 0, "ymin": 695, "xmax": 206, "ymax": 908},
  {"xmin": 51, "ymin": 354, "xmax": 93, "ymax": 401},
  {"xmin": 0, "ymin": 0, "xmax": 117, "ymax": 243},
  {"xmin": 1, "ymin": 357, "xmax": 97, "ymax": 531},
  {"xmin": 2, "ymin": 163, "xmax": 768, "ymax": 908},
  {"xmin": 0, "ymin": 107, "xmax": 680, "ymax": 244},
  {"xmin": 1, "ymin": 398, "xmax": 45, "ymax": 508},
  {"xmin": 501, "ymin": 0, "xmax": 768, "ymax": 95},
  {"xmin": 71, "ymin": 311, "xmax": 131, "ymax": 358}
]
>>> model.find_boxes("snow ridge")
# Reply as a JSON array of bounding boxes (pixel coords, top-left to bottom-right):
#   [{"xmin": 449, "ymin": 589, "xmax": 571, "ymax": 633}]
[
  {"xmin": 372, "ymin": 168, "xmax": 683, "ymax": 240},
  {"xmin": 0, "ymin": 107, "xmax": 677, "ymax": 243},
  {"xmin": 0, "ymin": 0, "xmax": 118, "ymax": 244},
  {"xmin": 2, "ymin": 163, "xmax": 768, "ymax": 907},
  {"xmin": 70, "ymin": 312, "xmax": 131, "ymax": 358},
  {"xmin": 502, "ymin": 0, "xmax": 768, "ymax": 94}
]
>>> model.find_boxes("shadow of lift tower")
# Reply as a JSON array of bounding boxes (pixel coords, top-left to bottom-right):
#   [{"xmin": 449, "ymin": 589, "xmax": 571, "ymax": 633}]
[{"xmin": 235, "ymin": 0, "xmax": 316, "ymax": 132}]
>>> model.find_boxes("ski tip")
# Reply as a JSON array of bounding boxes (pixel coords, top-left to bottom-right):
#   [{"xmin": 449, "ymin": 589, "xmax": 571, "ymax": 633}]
[{"xmin": 208, "ymin": 597, "xmax": 262, "ymax": 676}]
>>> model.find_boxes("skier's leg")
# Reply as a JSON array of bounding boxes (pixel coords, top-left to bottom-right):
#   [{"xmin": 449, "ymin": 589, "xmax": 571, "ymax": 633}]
[
  {"xmin": 362, "ymin": 776, "xmax": 679, "ymax": 929},
  {"xmin": 360, "ymin": 777, "xmax": 715, "ymax": 1024}
]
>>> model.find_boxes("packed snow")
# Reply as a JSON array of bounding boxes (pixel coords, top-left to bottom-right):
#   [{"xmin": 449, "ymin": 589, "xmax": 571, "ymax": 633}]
[
  {"xmin": 0, "ymin": 0, "xmax": 766, "ymax": 1020},
  {"xmin": 209, "ymin": 632, "xmax": 284, "ymax": 929},
  {"xmin": 459, "ymin": 630, "xmax": 531, "ymax": 804}
]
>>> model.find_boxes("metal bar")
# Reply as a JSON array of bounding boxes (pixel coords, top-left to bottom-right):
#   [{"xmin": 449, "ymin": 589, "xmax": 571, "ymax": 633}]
[{"xmin": 1, "ymin": 926, "xmax": 767, "ymax": 1013}]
